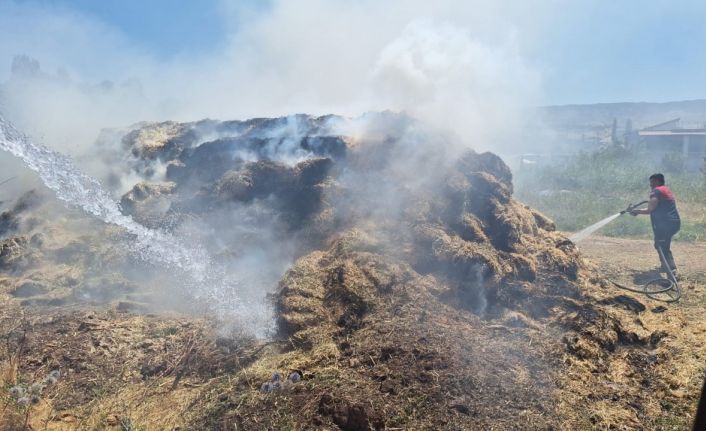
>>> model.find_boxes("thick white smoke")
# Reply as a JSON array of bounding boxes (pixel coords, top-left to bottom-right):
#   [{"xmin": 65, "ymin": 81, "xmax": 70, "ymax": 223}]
[
  {"xmin": 371, "ymin": 20, "xmax": 539, "ymax": 148},
  {"xmin": 0, "ymin": 0, "xmax": 544, "ymax": 156},
  {"xmin": 0, "ymin": 0, "xmax": 548, "ymax": 335}
]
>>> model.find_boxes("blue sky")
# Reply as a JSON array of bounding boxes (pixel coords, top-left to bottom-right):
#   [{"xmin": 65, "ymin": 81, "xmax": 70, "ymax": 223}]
[
  {"xmin": 530, "ymin": 1, "xmax": 706, "ymax": 104},
  {"xmin": 3, "ymin": 0, "xmax": 706, "ymax": 107},
  {"xmin": 42, "ymin": 0, "xmax": 231, "ymax": 58}
]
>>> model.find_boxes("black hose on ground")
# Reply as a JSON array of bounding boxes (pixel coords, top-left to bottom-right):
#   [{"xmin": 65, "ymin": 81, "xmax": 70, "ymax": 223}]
[{"xmin": 610, "ymin": 245, "xmax": 681, "ymax": 303}]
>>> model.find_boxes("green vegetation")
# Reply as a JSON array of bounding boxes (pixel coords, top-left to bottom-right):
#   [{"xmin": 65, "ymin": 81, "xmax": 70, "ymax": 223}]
[{"xmin": 515, "ymin": 146, "xmax": 706, "ymax": 241}]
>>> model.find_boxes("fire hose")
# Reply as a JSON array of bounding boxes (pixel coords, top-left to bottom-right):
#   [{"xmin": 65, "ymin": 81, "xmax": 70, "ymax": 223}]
[{"xmin": 609, "ymin": 201, "xmax": 681, "ymax": 302}]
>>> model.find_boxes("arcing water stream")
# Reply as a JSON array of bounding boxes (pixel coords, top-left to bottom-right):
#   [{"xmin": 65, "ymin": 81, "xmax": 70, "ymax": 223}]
[
  {"xmin": 569, "ymin": 213, "xmax": 621, "ymax": 243},
  {"xmin": 0, "ymin": 113, "xmax": 209, "ymax": 277},
  {"xmin": 0, "ymin": 113, "xmax": 270, "ymax": 336}
]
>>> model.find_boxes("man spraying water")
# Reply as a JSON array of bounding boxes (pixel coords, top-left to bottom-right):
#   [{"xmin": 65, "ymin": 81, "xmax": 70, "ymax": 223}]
[{"xmin": 630, "ymin": 173, "xmax": 681, "ymax": 275}]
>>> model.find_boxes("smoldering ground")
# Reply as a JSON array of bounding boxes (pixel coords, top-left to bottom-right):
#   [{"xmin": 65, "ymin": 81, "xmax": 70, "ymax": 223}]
[
  {"xmin": 1, "ymin": 109, "xmax": 511, "ymax": 339},
  {"xmin": 4, "ymin": 105, "xmax": 685, "ymax": 428}
]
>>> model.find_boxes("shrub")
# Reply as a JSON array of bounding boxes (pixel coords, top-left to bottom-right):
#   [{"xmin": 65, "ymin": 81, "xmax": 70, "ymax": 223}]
[{"xmin": 661, "ymin": 152, "xmax": 685, "ymax": 173}]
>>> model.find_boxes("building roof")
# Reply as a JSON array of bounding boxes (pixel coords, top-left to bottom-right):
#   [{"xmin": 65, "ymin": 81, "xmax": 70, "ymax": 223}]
[
  {"xmin": 643, "ymin": 118, "xmax": 681, "ymax": 131},
  {"xmin": 639, "ymin": 130, "xmax": 706, "ymax": 136},
  {"xmin": 639, "ymin": 117, "xmax": 706, "ymax": 136}
]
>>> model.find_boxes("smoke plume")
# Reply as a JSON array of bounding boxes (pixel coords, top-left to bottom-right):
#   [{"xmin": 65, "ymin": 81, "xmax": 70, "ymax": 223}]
[{"xmin": 0, "ymin": 0, "xmax": 547, "ymax": 335}]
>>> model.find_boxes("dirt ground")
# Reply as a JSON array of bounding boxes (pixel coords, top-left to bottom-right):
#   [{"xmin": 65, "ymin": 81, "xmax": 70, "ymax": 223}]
[
  {"xmin": 570, "ymin": 235, "xmax": 706, "ymax": 429},
  {"xmin": 577, "ymin": 235, "xmax": 706, "ymax": 306},
  {"xmin": 577, "ymin": 236, "xmax": 706, "ymax": 280}
]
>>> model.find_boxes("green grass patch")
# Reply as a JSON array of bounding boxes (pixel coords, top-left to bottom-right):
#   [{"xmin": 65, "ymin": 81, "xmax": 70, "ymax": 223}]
[{"xmin": 515, "ymin": 147, "xmax": 706, "ymax": 241}]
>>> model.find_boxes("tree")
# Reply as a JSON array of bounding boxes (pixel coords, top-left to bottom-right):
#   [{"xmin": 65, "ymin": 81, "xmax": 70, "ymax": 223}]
[
  {"xmin": 623, "ymin": 119, "xmax": 633, "ymax": 146},
  {"xmin": 611, "ymin": 118, "xmax": 618, "ymax": 145}
]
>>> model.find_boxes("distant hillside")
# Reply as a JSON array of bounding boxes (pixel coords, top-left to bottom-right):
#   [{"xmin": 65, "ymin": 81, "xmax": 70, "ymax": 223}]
[{"xmin": 540, "ymin": 99, "xmax": 706, "ymax": 129}]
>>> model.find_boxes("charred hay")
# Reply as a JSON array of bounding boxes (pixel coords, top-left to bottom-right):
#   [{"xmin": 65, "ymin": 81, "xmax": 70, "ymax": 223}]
[{"xmin": 0, "ymin": 114, "xmax": 700, "ymax": 430}]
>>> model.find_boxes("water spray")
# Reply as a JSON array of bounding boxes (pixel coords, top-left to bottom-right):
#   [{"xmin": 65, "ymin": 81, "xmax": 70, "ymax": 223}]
[
  {"xmin": 570, "ymin": 201, "xmax": 649, "ymax": 243},
  {"xmin": 571, "ymin": 199, "xmax": 680, "ymax": 302},
  {"xmin": 0, "ymin": 112, "xmax": 275, "ymax": 336}
]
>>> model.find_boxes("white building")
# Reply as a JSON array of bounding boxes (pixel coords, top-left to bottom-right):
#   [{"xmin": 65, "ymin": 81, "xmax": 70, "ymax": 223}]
[{"xmin": 638, "ymin": 118, "xmax": 706, "ymax": 171}]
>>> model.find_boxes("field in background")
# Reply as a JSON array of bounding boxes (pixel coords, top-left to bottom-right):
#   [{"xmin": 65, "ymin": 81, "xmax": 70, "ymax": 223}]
[{"xmin": 515, "ymin": 146, "xmax": 706, "ymax": 241}]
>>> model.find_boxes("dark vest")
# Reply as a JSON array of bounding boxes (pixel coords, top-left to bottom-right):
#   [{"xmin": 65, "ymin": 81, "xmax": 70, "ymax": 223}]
[{"xmin": 650, "ymin": 185, "xmax": 680, "ymax": 227}]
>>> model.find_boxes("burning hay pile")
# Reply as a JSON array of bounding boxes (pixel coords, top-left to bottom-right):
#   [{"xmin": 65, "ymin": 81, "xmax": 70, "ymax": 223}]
[{"xmin": 0, "ymin": 113, "xmax": 701, "ymax": 429}]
